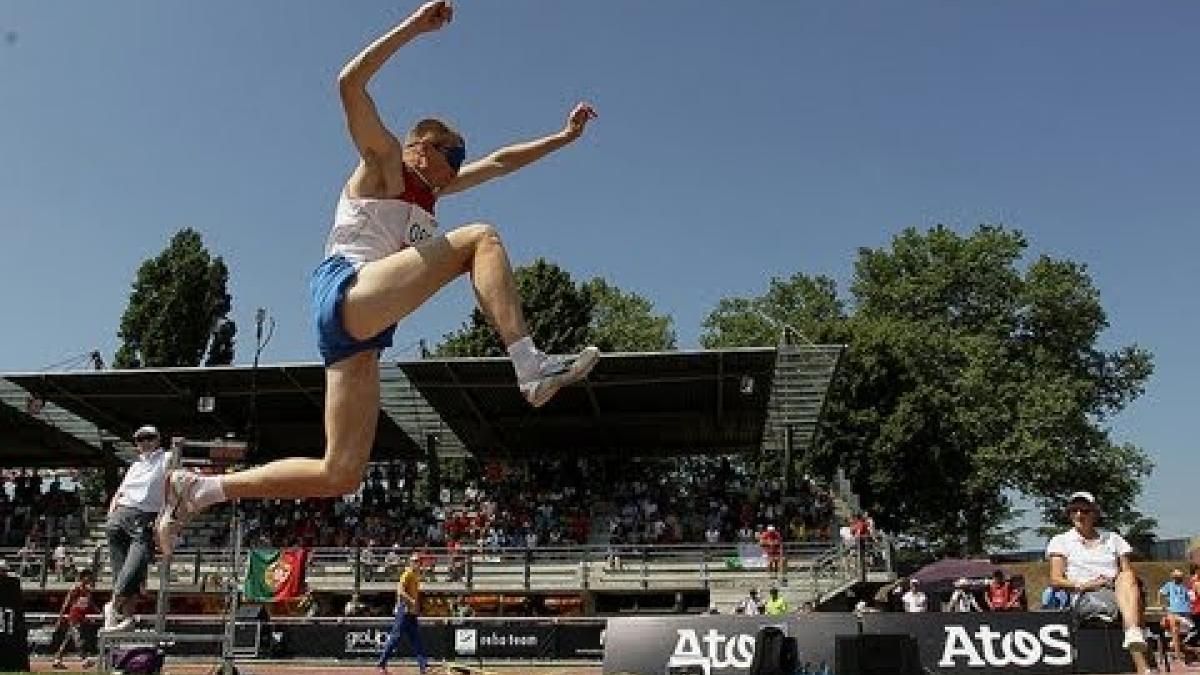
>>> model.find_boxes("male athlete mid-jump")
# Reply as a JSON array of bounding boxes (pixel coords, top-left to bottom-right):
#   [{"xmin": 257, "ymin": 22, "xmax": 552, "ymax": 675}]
[{"xmin": 156, "ymin": 1, "xmax": 599, "ymax": 554}]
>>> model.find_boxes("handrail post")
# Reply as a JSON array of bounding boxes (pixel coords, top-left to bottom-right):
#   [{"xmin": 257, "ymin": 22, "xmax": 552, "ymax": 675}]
[
  {"xmin": 352, "ymin": 543, "xmax": 362, "ymax": 596},
  {"xmin": 856, "ymin": 536, "xmax": 867, "ymax": 583},
  {"xmin": 580, "ymin": 547, "xmax": 589, "ymax": 590},
  {"xmin": 640, "ymin": 547, "xmax": 649, "ymax": 590}
]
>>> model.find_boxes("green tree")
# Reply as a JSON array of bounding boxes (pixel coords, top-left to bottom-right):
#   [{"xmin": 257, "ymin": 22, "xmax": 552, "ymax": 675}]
[
  {"xmin": 701, "ymin": 225, "xmax": 1154, "ymax": 555},
  {"xmin": 584, "ymin": 278, "xmax": 677, "ymax": 352},
  {"xmin": 701, "ymin": 273, "xmax": 845, "ymax": 348},
  {"xmin": 437, "ymin": 258, "xmax": 594, "ymax": 356},
  {"xmin": 114, "ymin": 228, "xmax": 237, "ymax": 368}
]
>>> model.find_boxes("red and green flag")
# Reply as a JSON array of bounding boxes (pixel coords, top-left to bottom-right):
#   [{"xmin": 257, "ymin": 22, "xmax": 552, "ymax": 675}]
[{"xmin": 244, "ymin": 548, "xmax": 308, "ymax": 602}]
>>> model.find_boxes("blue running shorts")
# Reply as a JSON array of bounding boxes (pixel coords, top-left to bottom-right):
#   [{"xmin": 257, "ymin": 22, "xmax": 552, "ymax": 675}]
[{"xmin": 310, "ymin": 254, "xmax": 396, "ymax": 366}]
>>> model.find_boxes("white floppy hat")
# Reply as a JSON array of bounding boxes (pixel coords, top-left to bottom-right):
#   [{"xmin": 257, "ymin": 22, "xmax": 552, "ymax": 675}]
[
  {"xmin": 1066, "ymin": 491, "xmax": 1102, "ymax": 514},
  {"xmin": 133, "ymin": 425, "xmax": 160, "ymax": 440}
]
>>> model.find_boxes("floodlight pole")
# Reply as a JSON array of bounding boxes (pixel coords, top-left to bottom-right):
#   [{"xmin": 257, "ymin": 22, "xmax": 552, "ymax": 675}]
[{"xmin": 780, "ymin": 326, "xmax": 795, "ymax": 494}]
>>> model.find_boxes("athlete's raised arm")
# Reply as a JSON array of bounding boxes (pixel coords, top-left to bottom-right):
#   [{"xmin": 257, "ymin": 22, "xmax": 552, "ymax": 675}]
[
  {"xmin": 441, "ymin": 102, "xmax": 597, "ymax": 195},
  {"xmin": 336, "ymin": 1, "xmax": 454, "ymax": 161}
]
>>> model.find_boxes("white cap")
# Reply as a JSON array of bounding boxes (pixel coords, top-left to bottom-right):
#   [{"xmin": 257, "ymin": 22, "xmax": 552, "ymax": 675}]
[
  {"xmin": 133, "ymin": 425, "xmax": 160, "ymax": 440},
  {"xmin": 1067, "ymin": 491, "xmax": 1097, "ymax": 505},
  {"xmin": 766, "ymin": 525, "xmax": 776, "ymax": 531}
]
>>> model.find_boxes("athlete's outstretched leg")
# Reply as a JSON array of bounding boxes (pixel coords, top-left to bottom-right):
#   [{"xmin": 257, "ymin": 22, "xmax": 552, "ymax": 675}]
[{"xmin": 155, "ymin": 352, "xmax": 380, "ymax": 553}]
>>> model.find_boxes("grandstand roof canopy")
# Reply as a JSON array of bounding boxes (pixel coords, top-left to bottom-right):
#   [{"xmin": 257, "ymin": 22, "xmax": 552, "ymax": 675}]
[{"xmin": 0, "ymin": 346, "xmax": 843, "ymax": 468}]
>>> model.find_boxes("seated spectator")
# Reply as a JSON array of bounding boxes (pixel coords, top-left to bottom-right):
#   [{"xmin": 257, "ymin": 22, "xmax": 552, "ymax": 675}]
[
  {"xmin": 1047, "ymin": 491, "xmax": 1149, "ymax": 673},
  {"xmin": 948, "ymin": 578, "xmax": 981, "ymax": 612},
  {"xmin": 765, "ymin": 586, "xmax": 788, "ymax": 616},
  {"xmin": 901, "ymin": 579, "xmax": 928, "ymax": 613},
  {"xmin": 985, "ymin": 570, "xmax": 1021, "ymax": 611},
  {"xmin": 737, "ymin": 588, "xmax": 764, "ymax": 615}
]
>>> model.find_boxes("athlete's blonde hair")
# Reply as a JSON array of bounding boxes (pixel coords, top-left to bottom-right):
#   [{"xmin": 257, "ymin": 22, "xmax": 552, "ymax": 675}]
[{"xmin": 406, "ymin": 118, "xmax": 464, "ymax": 148}]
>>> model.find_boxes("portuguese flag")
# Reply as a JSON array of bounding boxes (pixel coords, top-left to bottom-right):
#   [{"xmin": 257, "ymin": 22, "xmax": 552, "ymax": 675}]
[{"xmin": 244, "ymin": 548, "xmax": 308, "ymax": 602}]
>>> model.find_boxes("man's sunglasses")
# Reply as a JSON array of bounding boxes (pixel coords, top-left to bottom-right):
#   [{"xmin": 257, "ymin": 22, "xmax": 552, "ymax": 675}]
[
  {"xmin": 134, "ymin": 435, "xmax": 158, "ymax": 442},
  {"xmin": 410, "ymin": 140, "xmax": 465, "ymax": 172},
  {"xmin": 1067, "ymin": 506, "xmax": 1096, "ymax": 515},
  {"xmin": 433, "ymin": 143, "xmax": 465, "ymax": 171}
]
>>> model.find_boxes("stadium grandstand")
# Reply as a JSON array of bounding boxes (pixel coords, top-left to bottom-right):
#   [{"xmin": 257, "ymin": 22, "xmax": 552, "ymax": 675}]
[{"xmin": 0, "ymin": 346, "xmax": 898, "ymax": 627}]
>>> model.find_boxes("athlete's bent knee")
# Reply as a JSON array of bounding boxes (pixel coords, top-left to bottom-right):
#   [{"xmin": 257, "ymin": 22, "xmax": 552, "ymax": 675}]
[
  {"xmin": 321, "ymin": 457, "xmax": 367, "ymax": 495},
  {"xmin": 464, "ymin": 222, "xmax": 503, "ymax": 249}
]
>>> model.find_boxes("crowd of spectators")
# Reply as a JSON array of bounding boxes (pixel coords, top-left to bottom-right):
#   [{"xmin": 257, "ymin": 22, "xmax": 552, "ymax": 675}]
[
  {"xmin": 6, "ymin": 456, "xmax": 844, "ymax": 576},
  {"xmin": 1, "ymin": 471, "xmax": 89, "ymax": 579},
  {"xmin": 186, "ymin": 457, "xmax": 841, "ymax": 566},
  {"xmin": 604, "ymin": 457, "xmax": 835, "ymax": 548},
  {"xmin": 234, "ymin": 459, "xmax": 592, "ymax": 556},
  {"xmin": 1, "ymin": 471, "xmax": 84, "ymax": 547}
]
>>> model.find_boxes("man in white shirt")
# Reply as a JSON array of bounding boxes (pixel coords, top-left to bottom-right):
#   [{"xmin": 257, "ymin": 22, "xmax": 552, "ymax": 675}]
[
  {"xmin": 901, "ymin": 579, "xmax": 928, "ymax": 613},
  {"xmin": 102, "ymin": 425, "xmax": 168, "ymax": 633},
  {"xmin": 737, "ymin": 588, "xmax": 764, "ymax": 615}
]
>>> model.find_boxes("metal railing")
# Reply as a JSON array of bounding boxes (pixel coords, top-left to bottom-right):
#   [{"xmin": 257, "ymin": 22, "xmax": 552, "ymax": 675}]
[{"xmin": 2, "ymin": 538, "xmax": 894, "ymax": 597}]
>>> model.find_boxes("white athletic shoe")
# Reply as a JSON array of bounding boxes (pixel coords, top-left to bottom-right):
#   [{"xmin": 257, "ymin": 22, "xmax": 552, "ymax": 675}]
[
  {"xmin": 154, "ymin": 468, "xmax": 200, "ymax": 557},
  {"xmin": 519, "ymin": 346, "xmax": 600, "ymax": 408},
  {"xmin": 1122, "ymin": 625, "xmax": 1148, "ymax": 652}
]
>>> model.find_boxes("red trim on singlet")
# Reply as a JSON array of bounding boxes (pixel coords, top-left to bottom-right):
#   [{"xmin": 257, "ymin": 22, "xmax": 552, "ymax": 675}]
[{"xmin": 398, "ymin": 165, "xmax": 437, "ymax": 214}]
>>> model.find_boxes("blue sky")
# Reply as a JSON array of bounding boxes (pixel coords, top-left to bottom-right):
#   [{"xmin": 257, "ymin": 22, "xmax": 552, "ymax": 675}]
[{"xmin": 1, "ymin": 2, "xmax": 1195, "ymax": 543}]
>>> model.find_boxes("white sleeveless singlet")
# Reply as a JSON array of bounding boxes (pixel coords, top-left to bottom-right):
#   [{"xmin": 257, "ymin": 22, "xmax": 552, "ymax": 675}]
[{"xmin": 325, "ymin": 193, "xmax": 439, "ymax": 267}]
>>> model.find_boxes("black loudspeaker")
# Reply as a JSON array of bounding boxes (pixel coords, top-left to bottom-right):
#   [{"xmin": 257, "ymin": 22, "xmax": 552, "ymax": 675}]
[
  {"xmin": 236, "ymin": 604, "xmax": 270, "ymax": 621},
  {"xmin": 750, "ymin": 626, "xmax": 798, "ymax": 675},
  {"xmin": 0, "ymin": 575, "xmax": 31, "ymax": 672},
  {"xmin": 836, "ymin": 633, "xmax": 921, "ymax": 675}
]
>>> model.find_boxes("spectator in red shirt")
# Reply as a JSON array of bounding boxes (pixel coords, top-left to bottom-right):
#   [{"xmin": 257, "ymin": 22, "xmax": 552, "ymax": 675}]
[
  {"xmin": 759, "ymin": 525, "xmax": 783, "ymax": 575},
  {"xmin": 849, "ymin": 513, "xmax": 872, "ymax": 541},
  {"xmin": 985, "ymin": 570, "xmax": 1022, "ymax": 611},
  {"xmin": 52, "ymin": 568, "xmax": 96, "ymax": 669}
]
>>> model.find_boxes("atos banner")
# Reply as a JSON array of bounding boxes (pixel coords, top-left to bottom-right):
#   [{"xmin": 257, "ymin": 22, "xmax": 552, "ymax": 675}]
[
  {"xmin": 603, "ymin": 614, "xmax": 853, "ymax": 675},
  {"xmin": 604, "ymin": 612, "xmax": 1143, "ymax": 674}
]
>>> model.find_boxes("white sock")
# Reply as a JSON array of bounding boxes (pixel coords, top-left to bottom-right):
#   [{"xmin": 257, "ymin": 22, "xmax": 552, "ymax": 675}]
[
  {"xmin": 192, "ymin": 475, "xmax": 227, "ymax": 510},
  {"xmin": 507, "ymin": 336, "xmax": 544, "ymax": 382}
]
